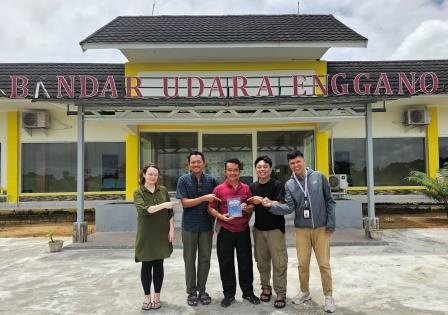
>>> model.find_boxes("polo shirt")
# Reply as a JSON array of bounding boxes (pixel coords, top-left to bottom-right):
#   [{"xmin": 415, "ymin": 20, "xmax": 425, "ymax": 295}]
[
  {"xmin": 208, "ymin": 180, "xmax": 252, "ymax": 233},
  {"xmin": 176, "ymin": 172, "xmax": 217, "ymax": 232}
]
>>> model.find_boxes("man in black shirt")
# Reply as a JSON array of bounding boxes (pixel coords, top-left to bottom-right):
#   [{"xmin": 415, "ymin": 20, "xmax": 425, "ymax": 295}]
[{"xmin": 248, "ymin": 155, "xmax": 288, "ymax": 309}]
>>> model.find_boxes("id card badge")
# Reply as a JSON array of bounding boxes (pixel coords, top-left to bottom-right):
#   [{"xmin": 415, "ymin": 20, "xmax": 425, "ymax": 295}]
[
  {"xmin": 303, "ymin": 197, "xmax": 310, "ymax": 219},
  {"xmin": 303, "ymin": 209, "xmax": 310, "ymax": 219}
]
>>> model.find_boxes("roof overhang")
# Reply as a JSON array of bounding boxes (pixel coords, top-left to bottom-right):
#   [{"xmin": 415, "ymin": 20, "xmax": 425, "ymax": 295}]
[{"xmin": 81, "ymin": 40, "xmax": 367, "ymax": 62}]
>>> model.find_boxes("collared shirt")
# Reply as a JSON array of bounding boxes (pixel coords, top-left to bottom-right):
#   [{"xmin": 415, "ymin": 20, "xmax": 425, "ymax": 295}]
[
  {"xmin": 208, "ymin": 179, "xmax": 252, "ymax": 233},
  {"xmin": 176, "ymin": 172, "xmax": 217, "ymax": 232}
]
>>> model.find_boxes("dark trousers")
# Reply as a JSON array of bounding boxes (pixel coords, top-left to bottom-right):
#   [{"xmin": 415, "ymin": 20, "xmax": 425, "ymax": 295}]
[
  {"xmin": 216, "ymin": 226, "xmax": 254, "ymax": 298},
  {"xmin": 141, "ymin": 259, "xmax": 164, "ymax": 295},
  {"xmin": 182, "ymin": 230, "xmax": 213, "ymax": 295}
]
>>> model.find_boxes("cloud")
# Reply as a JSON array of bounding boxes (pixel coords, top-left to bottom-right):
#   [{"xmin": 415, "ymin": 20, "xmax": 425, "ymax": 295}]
[
  {"xmin": 391, "ymin": 19, "xmax": 448, "ymax": 60},
  {"xmin": 0, "ymin": 0, "xmax": 446, "ymax": 63}
]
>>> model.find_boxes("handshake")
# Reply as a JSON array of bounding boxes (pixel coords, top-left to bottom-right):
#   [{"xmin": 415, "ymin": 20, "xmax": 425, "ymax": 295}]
[{"xmin": 248, "ymin": 196, "xmax": 274, "ymax": 208}]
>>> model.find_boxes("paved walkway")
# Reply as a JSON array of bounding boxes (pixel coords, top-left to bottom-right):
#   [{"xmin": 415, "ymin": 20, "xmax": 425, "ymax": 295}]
[{"xmin": 1, "ymin": 228, "xmax": 447, "ymax": 314}]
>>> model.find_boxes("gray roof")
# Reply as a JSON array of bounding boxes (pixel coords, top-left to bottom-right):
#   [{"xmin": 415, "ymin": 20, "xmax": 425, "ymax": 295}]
[
  {"xmin": 80, "ymin": 14, "xmax": 367, "ymax": 45},
  {"xmin": 0, "ymin": 63, "xmax": 124, "ymax": 98},
  {"xmin": 327, "ymin": 60, "xmax": 448, "ymax": 95}
]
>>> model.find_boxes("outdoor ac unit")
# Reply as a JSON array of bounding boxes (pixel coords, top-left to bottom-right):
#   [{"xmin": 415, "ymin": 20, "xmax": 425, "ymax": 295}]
[
  {"xmin": 22, "ymin": 111, "xmax": 50, "ymax": 129},
  {"xmin": 404, "ymin": 107, "xmax": 430, "ymax": 125},
  {"xmin": 329, "ymin": 174, "xmax": 349, "ymax": 192}
]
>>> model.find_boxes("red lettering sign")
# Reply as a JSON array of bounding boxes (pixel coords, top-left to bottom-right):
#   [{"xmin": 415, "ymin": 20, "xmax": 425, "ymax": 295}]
[{"xmin": 10, "ymin": 75, "xmax": 29, "ymax": 98}]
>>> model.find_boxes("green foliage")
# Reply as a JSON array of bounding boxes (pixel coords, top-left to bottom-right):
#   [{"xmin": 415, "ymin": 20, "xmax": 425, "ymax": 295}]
[
  {"xmin": 46, "ymin": 230, "xmax": 55, "ymax": 243},
  {"xmin": 407, "ymin": 165, "xmax": 448, "ymax": 213}
]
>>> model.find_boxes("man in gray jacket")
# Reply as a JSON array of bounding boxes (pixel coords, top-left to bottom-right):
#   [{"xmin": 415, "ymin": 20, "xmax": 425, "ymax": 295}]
[{"xmin": 262, "ymin": 150, "xmax": 336, "ymax": 313}]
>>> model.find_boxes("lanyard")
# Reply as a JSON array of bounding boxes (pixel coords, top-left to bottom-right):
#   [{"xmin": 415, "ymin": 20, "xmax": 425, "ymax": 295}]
[{"xmin": 293, "ymin": 169, "xmax": 308, "ymax": 197}]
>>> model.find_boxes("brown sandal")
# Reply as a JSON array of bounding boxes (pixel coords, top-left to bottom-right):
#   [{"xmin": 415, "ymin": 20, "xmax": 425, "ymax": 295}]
[
  {"xmin": 274, "ymin": 297, "xmax": 286, "ymax": 309},
  {"xmin": 259, "ymin": 286, "xmax": 272, "ymax": 302}
]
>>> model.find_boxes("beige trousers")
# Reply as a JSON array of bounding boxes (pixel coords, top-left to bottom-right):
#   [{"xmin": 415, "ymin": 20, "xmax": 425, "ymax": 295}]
[
  {"xmin": 253, "ymin": 227, "xmax": 288, "ymax": 297},
  {"xmin": 295, "ymin": 227, "xmax": 333, "ymax": 295}
]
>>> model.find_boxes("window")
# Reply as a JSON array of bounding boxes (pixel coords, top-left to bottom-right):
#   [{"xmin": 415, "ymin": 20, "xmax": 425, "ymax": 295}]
[
  {"xmin": 258, "ymin": 131, "xmax": 315, "ymax": 183},
  {"xmin": 85, "ymin": 143, "xmax": 126, "ymax": 191},
  {"xmin": 331, "ymin": 138, "xmax": 426, "ymax": 186},
  {"xmin": 330, "ymin": 138, "xmax": 366, "ymax": 186},
  {"xmin": 140, "ymin": 133, "xmax": 198, "ymax": 191},
  {"xmin": 21, "ymin": 142, "xmax": 125, "ymax": 193},
  {"xmin": 439, "ymin": 137, "xmax": 448, "ymax": 168}
]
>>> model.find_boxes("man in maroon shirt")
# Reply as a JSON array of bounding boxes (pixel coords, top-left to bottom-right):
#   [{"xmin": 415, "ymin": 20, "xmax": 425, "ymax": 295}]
[{"xmin": 208, "ymin": 158, "xmax": 261, "ymax": 307}]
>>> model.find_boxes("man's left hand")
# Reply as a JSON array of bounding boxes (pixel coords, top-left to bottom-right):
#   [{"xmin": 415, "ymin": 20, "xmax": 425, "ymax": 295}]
[{"xmin": 241, "ymin": 202, "xmax": 252, "ymax": 213}]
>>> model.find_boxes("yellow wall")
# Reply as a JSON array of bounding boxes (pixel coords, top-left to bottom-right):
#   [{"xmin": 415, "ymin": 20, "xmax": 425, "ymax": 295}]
[
  {"xmin": 426, "ymin": 107, "xmax": 439, "ymax": 178},
  {"xmin": 316, "ymin": 130, "xmax": 329, "ymax": 177},
  {"xmin": 6, "ymin": 112, "xmax": 19, "ymax": 203},
  {"xmin": 125, "ymin": 133, "xmax": 139, "ymax": 200}
]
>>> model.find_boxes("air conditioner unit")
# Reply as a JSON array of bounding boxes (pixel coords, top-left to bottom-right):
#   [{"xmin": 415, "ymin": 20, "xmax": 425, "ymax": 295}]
[
  {"xmin": 22, "ymin": 111, "xmax": 50, "ymax": 129},
  {"xmin": 404, "ymin": 107, "xmax": 430, "ymax": 125},
  {"xmin": 329, "ymin": 174, "xmax": 349, "ymax": 192}
]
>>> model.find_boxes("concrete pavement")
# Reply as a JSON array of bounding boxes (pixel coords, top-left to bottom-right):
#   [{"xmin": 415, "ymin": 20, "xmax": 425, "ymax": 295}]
[
  {"xmin": 65, "ymin": 227, "xmax": 387, "ymax": 250},
  {"xmin": 0, "ymin": 228, "xmax": 447, "ymax": 314}
]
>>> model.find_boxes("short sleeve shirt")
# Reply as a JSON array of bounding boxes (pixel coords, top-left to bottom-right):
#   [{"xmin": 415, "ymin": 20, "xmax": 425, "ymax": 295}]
[
  {"xmin": 208, "ymin": 180, "xmax": 252, "ymax": 233},
  {"xmin": 176, "ymin": 172, "xmax": 217, "ymax": 232},
  {"xmin": 250, "ymin": 179, "xmax": 286, "ymax": 233}
]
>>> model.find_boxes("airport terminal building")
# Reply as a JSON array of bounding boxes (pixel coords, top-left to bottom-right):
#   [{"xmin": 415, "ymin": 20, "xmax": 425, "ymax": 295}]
[{"xmin": 1, "ymin": 14, "xmax": 447, "ymax": 204}]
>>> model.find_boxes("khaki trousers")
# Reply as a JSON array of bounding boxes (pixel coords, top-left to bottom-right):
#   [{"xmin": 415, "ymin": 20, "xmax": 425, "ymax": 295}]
[
  {"xmin": 295, "ymin": 227, "xmax": 332, "ymax": 295},
  {"xmin": 253, "ymin": 228, "xmax": 288, "ymax": 297}
]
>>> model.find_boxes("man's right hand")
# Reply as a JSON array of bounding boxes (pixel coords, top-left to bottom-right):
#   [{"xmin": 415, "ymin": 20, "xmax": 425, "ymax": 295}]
[
  {"xmin": 248, "ymin": 196, "xmax": 263, "ymax": 205},
  {"xmin": 219, "ymin": 213, "xmax": 235, "ymax": 222},
  {"xmin": 202, "ymin": 194, "xmax": 221, "ymax": 203}
]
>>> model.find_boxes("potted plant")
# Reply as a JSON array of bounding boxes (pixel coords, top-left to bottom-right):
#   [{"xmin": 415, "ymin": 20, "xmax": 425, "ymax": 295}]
[{"xmin": 46, "ymin": 230, "xmax": 64, "ymax": 252}]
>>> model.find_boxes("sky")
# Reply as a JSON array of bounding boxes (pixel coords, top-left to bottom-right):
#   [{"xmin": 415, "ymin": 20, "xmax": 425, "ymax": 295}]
[{"xmin": 0, "ymin": 0, "xmax": 447, "ymax": 63}]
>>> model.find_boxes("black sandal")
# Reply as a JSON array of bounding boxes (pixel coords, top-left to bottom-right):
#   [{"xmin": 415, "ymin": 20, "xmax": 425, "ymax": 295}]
[
  {"xmin": 274, "ymin": 297, "xmax": 286, "ymax": 309},
  {"xmin": 260, "ymin": 286, "xmax": 272, "ymax": 302},
  {"xmin": 199, "ymin": 292, "xmax": 212, "ymax": 305},
  {"xmin": 187, "ymin": 293, "xmax": 198, "ymax": 306}
]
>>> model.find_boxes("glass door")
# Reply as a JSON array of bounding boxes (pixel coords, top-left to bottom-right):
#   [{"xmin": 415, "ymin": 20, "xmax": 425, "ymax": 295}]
[{"xmin": 202, "ymin": 133, "xmax": 253, "ymax": 185}]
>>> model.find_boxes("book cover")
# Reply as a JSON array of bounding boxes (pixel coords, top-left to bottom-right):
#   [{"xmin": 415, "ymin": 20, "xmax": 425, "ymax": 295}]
[{"xmin": 227, "ymin": 197, "xmax": 242, "ymax": 217}]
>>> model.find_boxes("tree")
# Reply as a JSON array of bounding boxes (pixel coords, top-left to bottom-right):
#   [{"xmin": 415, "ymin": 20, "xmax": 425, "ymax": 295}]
[{"xmin": 407, "ymin": 165, "xmax": 448, "ymax": 218}]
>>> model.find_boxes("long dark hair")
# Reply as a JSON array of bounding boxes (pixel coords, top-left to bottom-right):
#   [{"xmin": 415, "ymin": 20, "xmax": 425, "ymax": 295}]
[{"xmin": 138, "ymin": 163, "xmax": 160, "ymax": 185}]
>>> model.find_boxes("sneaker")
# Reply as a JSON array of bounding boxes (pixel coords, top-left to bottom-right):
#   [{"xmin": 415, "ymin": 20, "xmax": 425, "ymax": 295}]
[
  {"xmin": 220, "ymin": 296, "xmax": 235, "ymax": 307},
  {"xmin": 242, "ymin": 294, "xmax": 261, "ymax": 305},
  {"xmin": 291, "ymin": 291, "xmax": 311, "ymax": 305},
  {"xmin": 324, "ymin": 295, "xmax": 336, "ymax": 313}
]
